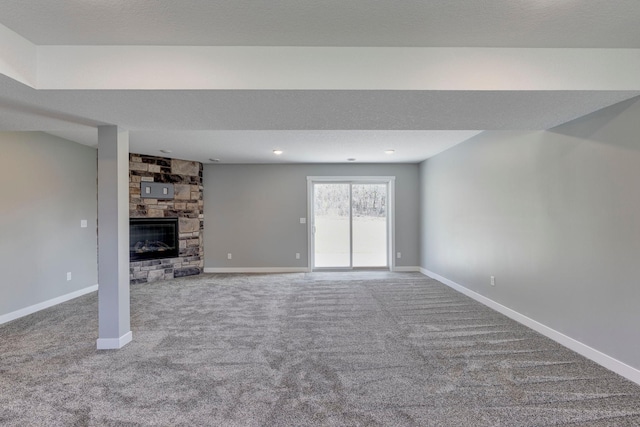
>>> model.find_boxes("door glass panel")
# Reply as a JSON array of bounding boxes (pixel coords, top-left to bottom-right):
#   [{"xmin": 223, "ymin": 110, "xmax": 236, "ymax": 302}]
[
  {"xmin": 313, "ymin": 183, "xmax": 350, "ymax": 267},
  {"xmin": 352, "ymin": 184, "xmax": 387, "ymax": 267}
]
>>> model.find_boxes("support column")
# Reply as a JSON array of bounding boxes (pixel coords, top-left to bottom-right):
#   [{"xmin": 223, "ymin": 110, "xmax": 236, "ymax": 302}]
[{"xmin": 96, "ymin": 126, "xmax": 132, "ymax": 349}]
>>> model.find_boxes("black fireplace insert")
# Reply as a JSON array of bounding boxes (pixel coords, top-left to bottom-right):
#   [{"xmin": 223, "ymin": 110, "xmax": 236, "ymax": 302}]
[{"xmin": 130, "ymin": 218, "xmax": 179, "ymax": 261}]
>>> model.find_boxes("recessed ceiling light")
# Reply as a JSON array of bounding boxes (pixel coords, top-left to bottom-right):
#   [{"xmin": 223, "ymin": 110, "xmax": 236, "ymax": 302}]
[
  {"xmin": 384, "ymin": 149, "xmax": 395, "ymax": 155},
  {"xmin": 159, "ymin": 149, "xmax": 172, "ymax": 154},
  {"xmin": 209, "ymin": 158, "xmax": 221, "ymax": 163},
  {"xmin": 347, "ymin": 158, "xmax": 356, "ymax": 162},
  {"xmin": 273, "ymin": 149, "xmax": 284, "ymax": 155}
]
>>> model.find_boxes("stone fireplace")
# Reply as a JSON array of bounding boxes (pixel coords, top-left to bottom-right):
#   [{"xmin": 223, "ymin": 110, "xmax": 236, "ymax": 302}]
[
  {"xmin": 130, "ymin": 218, "xmax": 179, "ymax": 262},
  {"xmin": 129, "ymin": 154, "xmax": 203, "ymax": 283}
]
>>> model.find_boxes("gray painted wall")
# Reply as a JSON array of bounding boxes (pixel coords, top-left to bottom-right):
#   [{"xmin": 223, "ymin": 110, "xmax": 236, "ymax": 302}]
[
  {"xmin": 0, "ymin": 132, "xmax": 97, "ymax": 317},
  {"xmin": 204, "ymin": 163, "xmax": 420, "ymax": 268},
  {"xmin": 420, "ymin": 97, "xmax": 640, "ymax": 370}
]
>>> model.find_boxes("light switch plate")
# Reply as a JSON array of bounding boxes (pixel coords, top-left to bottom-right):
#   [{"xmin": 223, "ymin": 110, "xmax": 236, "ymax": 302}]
[
  {"xmin": 141, "ymin": 182, "xmax": 175, "ymax": 199},
  {"xmin": 80, "ymin": 220, "xmax": 87, "ymax": 228},
  {"xmin": 300, "ymin": 218, "xmax": 306, "ymax": 224}
]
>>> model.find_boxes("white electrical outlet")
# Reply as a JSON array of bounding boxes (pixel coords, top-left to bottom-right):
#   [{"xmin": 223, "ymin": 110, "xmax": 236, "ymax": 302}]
[
  {"xmin": 227, "ymin": 253, "xmax": 232, "ymax": 260},
  {"xmin": 397, "ymin": 252, "xmax": 402, "ymax": 259},
  {"xmin": 296, "ymin": 253, "xmax": 300, "ymax": 259},
  {"xmin": 67, "ymin": 272, "xmax": 72, "ymax": 281},
  {"xmin": 490, "ymin": 276, "xmax": 495, "ymax": 286},
  {"xmin": 80, "ymin": 220, "xmax": 87, "ymax": 228},
  {"xmin": 300, "ymin": 218, "xmax": 306, "ymax": 224}
]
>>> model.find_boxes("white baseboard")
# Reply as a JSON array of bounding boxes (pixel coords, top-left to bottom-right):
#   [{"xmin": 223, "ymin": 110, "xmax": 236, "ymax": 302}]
[
  {"xmin": 203, "ymin": 267, "xmax": 309, "ymax": 274},
  {"xmin": 420, "ymin": 268, "xmax": 640, "ymax": 386},
  {"xmin": 392, "ymin": 266, "xmax": 421, "ymax": 272},
  {"xmin": 0, "ymin": 284, "xmax": 99, "ymax": 326},
  {"xmin": 96, "ymin": 331, "xmax": 133, "ymax": 350},
  {"xmin": 205, "ymin": 267, "xmax": 421, "ymax": 274}
]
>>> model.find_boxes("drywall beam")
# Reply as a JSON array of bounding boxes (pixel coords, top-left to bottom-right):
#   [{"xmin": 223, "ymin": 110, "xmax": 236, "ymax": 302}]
[
  {"xmin": 0, "ymin": 23, "xmax": 37, "ymax": 87},
  {"xmin": 37, "ymin": 46, "xmax": 640, "ymax": 90}
]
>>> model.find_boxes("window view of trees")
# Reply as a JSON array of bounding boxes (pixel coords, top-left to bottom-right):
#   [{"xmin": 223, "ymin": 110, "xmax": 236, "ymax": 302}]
[
  {"xmin": 313, "ymin": 184, "xmax": 349, "ymax": 217},
  {"xmin": 314, "ymin": 183, "xmax": 386, "ymax": 217},
  {"xmin": 352, "ymin": 184, "xmax": 386, "ymax": 217}
]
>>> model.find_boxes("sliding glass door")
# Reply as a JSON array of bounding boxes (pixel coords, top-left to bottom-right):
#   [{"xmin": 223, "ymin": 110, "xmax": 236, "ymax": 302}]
[
  {"xmin": 313, "ymin": 183, "xmax": 351, "ymax": 267},
  {"xmin": 351, "ymin": 183, "xmax": 387, "ymax": 267},
  {"xmin": 311, "ymin": 180, "xmax": 390, "ymax": 269}
]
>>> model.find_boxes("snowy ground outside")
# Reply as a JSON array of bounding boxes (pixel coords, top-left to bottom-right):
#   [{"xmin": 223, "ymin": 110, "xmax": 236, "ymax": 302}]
[{"xmin": 314, "ymin": 216, "xmax": 387, "ymax": 267}]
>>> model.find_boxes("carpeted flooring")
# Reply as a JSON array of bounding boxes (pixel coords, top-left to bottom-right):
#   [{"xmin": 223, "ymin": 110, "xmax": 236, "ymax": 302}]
[{"xmin": 1, "ymin": 272, "xmax": 640, "ymax": 426}]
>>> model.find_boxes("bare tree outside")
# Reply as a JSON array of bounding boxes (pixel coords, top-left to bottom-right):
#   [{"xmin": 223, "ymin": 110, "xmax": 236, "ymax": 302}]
[{"xmin": 313, "ymin": 184, "xmax": 387, "ymax": 217}]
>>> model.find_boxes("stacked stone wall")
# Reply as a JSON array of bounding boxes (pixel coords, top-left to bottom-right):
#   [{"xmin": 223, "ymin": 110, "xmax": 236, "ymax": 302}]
[{"xmin": 129, "ymin": 154, "xmax": 204, "ymax": 283}]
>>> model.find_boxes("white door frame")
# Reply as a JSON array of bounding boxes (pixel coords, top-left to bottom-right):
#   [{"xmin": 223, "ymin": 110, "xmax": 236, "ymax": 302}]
[{"xmin": 307, "ymin": 176, "xmax": 396, "ymax": 272}]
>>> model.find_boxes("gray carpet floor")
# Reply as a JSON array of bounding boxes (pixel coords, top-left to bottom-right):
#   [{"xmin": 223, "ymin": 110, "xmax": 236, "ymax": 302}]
[{"xmin": 1, "ymin": 272, "xmax": 640, "ymax": 426}]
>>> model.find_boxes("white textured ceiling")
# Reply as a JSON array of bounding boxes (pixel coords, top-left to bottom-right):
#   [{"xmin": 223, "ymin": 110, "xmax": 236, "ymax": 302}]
[
  {"xmin": 3, "ymin": 76, "xmax": 637, "ymax": 131},
  {"xmin": 2, "ymin": 74, "xmax": 638, "ymax": 163},
  {"xmin": 1, "ymin": 2, "xmax": 640, "ymax": 163},
  {"xmin": 46, "ymin": 130, "xmax": 484, "ymax": 164},
  {"xmin": 2, "ymin": 0, "xmax": 640, "ymax": 48}
]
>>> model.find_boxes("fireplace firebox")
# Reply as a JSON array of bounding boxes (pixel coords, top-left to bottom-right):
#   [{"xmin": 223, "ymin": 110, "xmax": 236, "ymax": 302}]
[{"xmin": 130, "ymin": 218, "xmax": 179, "ymax": 261}]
